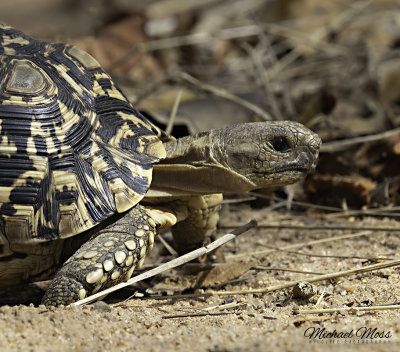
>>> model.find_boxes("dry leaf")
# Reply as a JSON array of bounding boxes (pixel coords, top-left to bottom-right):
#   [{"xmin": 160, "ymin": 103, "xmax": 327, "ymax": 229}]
[
  {"xmin": 71, "ymin": 16, "xmax": 163, "ymax": 80},
  {"xmin": 306, "ymin": 174, "xmax": 376, "ymax": 206},
  {"xmin": 192, "ymin": 262, "xmax": 253, "ymax": 288}
]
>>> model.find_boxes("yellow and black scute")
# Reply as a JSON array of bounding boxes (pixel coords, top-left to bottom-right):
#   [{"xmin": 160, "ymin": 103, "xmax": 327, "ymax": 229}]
[{"xmin": 0, "ymin": 24, "xmax": 165, "ymax": 247}]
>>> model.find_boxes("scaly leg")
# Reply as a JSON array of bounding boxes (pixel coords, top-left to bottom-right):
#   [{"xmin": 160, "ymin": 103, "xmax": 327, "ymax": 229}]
[
  {"xmin": 42, "ymin": 205, "xmax": 157, "ymax": 306},
  {"xmin": 171, "ymin": 194, "xmax": 223, "ymax": 254}
]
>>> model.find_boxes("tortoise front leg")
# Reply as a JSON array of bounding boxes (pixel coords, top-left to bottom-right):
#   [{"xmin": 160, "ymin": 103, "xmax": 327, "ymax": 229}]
[
  {"xmin": 171, "ymin": 194, "xmax": 223, "ymax": 254},
  {"xmin": 41, "ymin": 205, "xmax": 157, "ymax": 306}
]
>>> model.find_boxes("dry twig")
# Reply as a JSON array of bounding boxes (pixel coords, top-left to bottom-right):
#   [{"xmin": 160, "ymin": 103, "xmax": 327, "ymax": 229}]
[
  {"xmin": 296, "ymin": 304, "xmax": 400, "ymax": 315},
  {"xmin": 221, "ymin": 222, "xmax": 400, "ymax": 234},
  {"xmin": 242, "ymin": 42, "xmax": 283, "ymax": 120},
  {"xmin": 133, "ymin": 71, "xmax": 273, "ymax": 121},
  {"xmin": 141, "ymin": 259, "xmax": 400, "ymax": 300},
  {"xmin": 267, "ymin": 0, "xmax": 372, "ymax": 78},
  {"xmin": 226, "ymin": 230, "xmax": 374, "ymax": 259},
  {"xmin": 172, "ymin": 72, "xmax": 273, "ymax": 120},
  {"xmin": 321, "ymin": 127, "xmax": 400, "ymax": 153},
  {"xmin": 165, "ymin": 89, "xmax": 183, "ymax": 135},
  {"xmin": 106, "ymin": 24, "xmax": 266, "ymax": 72},
  {"xmin": 71, "ymin": 219, "xmax": 257, "ymax": 306}
]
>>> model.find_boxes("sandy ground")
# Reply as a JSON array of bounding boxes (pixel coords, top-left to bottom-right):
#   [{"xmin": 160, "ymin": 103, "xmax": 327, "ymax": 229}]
[
  {"xmin": 1, "ymin": 1, "xmax": 400, "ymax": 351},
  {"xmin": 1, "ymin": 204, "xmax": 400, "ymax": 352}
]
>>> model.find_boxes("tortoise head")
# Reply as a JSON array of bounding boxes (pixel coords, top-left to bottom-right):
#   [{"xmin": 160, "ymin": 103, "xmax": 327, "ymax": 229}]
[
  {"xmin": 212, "ymin": 121, "xmax": 321, "ymax": 189},
  {"xmin": 151, "ymin": 121, "xmax": 321, "ymax": 195}
]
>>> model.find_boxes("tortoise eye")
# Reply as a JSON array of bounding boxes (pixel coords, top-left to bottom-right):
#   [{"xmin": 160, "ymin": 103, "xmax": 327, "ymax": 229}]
[{"xmin": 271, "ymin": 136, "xmax": 291, "ymax": 152}]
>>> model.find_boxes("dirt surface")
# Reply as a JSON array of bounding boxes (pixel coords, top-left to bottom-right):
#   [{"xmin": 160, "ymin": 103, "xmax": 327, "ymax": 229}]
[
  {"xmin": 1, "ymin": 205, "xmax": 400, "ymax": 351},
  {"xmin": 2, "ymin": 1, "xmax": 400, "ymax": 351}
]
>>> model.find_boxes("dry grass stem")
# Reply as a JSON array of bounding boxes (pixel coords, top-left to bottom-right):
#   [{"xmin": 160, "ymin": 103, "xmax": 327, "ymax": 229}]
[
  {"xmin": 222, "ymin": 223, "xmax": 400, "ymax": 233},
  {"xmin": 142, "ymin": 259, "xmax": 400, "ymax": 300},
  {"xmin": 174, "ymin": 72, "xmax": 272, "ymax": 120},
  {"xmin": 165, "ymin": 89, "xmax": 182, "ymax": 135},
  {"xmin": 257, "ymin": 244, "xmax": 386, "ymax": 261},
  {"xmin": 297, "ymin": 304, "xmax": 400, "ymax": 315},
  {"xmin": 131, "ymin": 70, "xmax": 273, "ymax": 121},
  {"xmin": 107, "ymin": 24, "xmax": 266, "ymax": 72},
  {"xmin": 324, "ymin": 209, "xmax": 400, "ymax": 218},
  {"xmin": 249, "ymin": 192, "xmax": 400, "ymax": 217},
  {"xmin": 254, "ymin": 265, "xmax": 324, "ymax": 276},
  {"xmin": 321, "ymin": 127, "xmax": 400, "ymax": 153},
  {"xmin": 157, "ymin": 233, "xmax": 178, "ymax": 256},
  {"xmin": 207, "ymin": 259, "xmax": 400, "ymax": 296},
  {"xmin": 315, "ymin": 288, "xmax": 327, "ymax": 307},
  {"xmin": 267, "ymin": 0, "xmax": 371, "ymax": 78},
  {"xmin": 70, "ymin": 220, "xmax": 257, "ymax": 306},
  {"xmin": 243, "ymin": 42, "xmax": 283, "ymax": 120},
  {"xmin": 203, "ymin": 302, "xmax": 246, "ymax": 312},
  {"xmin": 227, "ymin": 230, "xmax": 374, "ymax": 259},
  {"xmin": 147, "ymin": 0, "xmax": 219, "ymax": 18},
  {"xmin": 162, "ymin": 312, "xmax": 232, "ymax": 319}
]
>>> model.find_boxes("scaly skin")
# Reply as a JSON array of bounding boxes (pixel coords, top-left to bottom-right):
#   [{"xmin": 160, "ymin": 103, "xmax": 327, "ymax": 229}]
[
  {"xmin": 0, "ymin": 24, "xmax": 322, "ymax": 306},
  {"xmin": 42, "ymin": 205, "xmax": 156, "ymax": 306},
  {"xmin": 151, "ymin": 121, "xmax": 321, "ymax": 195},
  {"xmin": 42, "ymin": 122, "xmax": 321, "ymax": 306}
]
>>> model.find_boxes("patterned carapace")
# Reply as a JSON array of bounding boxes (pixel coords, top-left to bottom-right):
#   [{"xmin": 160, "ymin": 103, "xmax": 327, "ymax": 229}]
[
  {"xmin": 0, "ymin": 24, "xmax": 322, "ymax": 306},
  {"xmin": 0, "ymin": 24, "xmax": 166, "ymax": 244}
]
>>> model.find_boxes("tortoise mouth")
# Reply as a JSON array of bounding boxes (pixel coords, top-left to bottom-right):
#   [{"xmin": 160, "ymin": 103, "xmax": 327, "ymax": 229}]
[
  {"xmin": 271, "ymin": 152, "xmax": 316, "ymax": 174},
  {"xmin": 275, "ymin": 165, "xmax": 312, "ymax": 174},
  {"xmin": 249, "ymin": 168, "xmax": 309, "ymax": 189},
  {"xmin": 255, "ymin": 164, "xmax": 312, "ymax": 175}
]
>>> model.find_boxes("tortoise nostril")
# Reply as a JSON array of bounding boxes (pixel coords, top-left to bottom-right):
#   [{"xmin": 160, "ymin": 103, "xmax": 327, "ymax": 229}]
[{"xmin": 271, "ymin": 137, "xmax": 291, "ymax": 152}]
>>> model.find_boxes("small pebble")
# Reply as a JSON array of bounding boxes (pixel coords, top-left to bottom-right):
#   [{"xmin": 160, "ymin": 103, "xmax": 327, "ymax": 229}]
[{"xmin": 91, "ymin": 301, "xmax": 111, "ymax": 313}]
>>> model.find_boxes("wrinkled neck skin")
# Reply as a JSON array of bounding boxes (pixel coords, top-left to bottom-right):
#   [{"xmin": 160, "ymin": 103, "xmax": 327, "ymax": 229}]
[
  {"xmin": 149, "ymin": 131, "xmax": 256, "ymax": 197},
  {"xmin": 148, "ymin": 122, "xmax": 320, "ymax": 198}
]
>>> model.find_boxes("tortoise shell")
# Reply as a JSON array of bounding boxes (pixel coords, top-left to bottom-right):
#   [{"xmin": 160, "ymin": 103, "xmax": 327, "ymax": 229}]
[{"xmin": 0, "ymin": 24, "xmax": 166, "ymax": 247}]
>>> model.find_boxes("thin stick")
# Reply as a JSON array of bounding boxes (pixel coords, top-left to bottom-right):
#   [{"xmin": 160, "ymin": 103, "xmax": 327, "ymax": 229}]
[
  {"xmin": 70, "ymin": 220, "xmax": 257, "ymax": 306},
  {"xmin": 147, "ymin": 0, "xmax": 219, "ymax": 18},
  {"xmin": 106, "ymin": 17, "xmax": 361, "ymax": 74},
  {"xmin": 226, "ymin": 230, "xmax": 374, "ymax": 259},
  {"xmin": 135, "ymin": 71, "xmax": 273, "ymax": 121},
  {"xmin": 254, "ymin": 266, "xmax": 323, "ymax": 276},
  {"xmin": 162, "ymin": 312, "xmax": 232, "ymax": 319},
  {"xmin": 243, "ymin": 43, "xmax": 283, "ymax": 120},
  {"xmin": 249, "ymin": 191, "xmax": 400, "ymax": 216},
  {"xmin": 315, "ymin": 288, "xmax": 326, "ymax": 307},
  {"xmin": 173, "ymin": 72, "xmax": 272, "ymax": 120},
  {"xmin": 221, "ymin": 223, "xmax": 400, "ymax": 233},
  {"xmin": 203, "ymin": 302, "xmax": 246, "ymax": 312},
  {"xmin": 324, "ymin": 210, "xmax": 400, "ymax": 219},
  {"xmin": 321, "ymin": 127, "xmax": 400, "ymax": 153},
  {"xmin": 107, "ymin": 25, "xmax": 266, "ymax": 72},
  {"xmin": 257, "ymin": 244, "xmax": 386, "ymax": 261},
  {"xmin": 165, "ymin": 90, "xmax": 183, "ymax": 135},
  {"xmin": 248, "ymin": 191, "xmax": 344, "ymax": 212},
  {"xmin": 143, "ymin": 259, "xmax": 400, "ymax": 300},
  {"xmin": 212, "ymin": 259, "xmax": 400, "ymax": 295},
  {"xmin": 296, "ymin": 304, "xmax": 400, "ymax": 315},
  {"xmin": 157, "ymin": 233, "xmax": 177, "ymax": 256},
  {"xmin": 267, "ymin": 0, "xmax": 371, "ymax": 78}
]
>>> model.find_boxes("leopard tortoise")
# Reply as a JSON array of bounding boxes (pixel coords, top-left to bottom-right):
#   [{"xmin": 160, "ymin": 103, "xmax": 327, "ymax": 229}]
[{"xmin": 0, "ymin": 24, "xmax": 321, "ymax": 306}]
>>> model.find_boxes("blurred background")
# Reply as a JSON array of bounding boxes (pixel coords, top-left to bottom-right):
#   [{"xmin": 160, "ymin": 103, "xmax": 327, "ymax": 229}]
[{"xmin": 2, "ymin": 0, "xmax": 400, "ymax": 211}]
